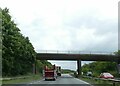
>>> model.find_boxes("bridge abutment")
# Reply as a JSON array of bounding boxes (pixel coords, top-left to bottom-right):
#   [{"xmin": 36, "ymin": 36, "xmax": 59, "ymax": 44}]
[{"xmin": 77, "ymin": 60, "xmax": 81, "ymax": 76}]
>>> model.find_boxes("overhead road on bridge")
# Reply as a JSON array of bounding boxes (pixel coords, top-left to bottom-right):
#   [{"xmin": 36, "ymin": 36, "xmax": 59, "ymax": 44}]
[
  {"xmin": 36, "ymin": 50, "xmax": 119, "ymax": 76},
  {"xmin": 36, "ymin": 50, "xmax": 118, "ymax": 61}
]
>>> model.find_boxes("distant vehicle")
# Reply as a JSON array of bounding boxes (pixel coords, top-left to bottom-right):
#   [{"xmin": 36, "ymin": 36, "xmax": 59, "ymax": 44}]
[
  {"xmin": 56, "ymin": 66, "xmax": 61, "ymax": 76},
  {"xmin": 43, "ymin": 65, "xmax": 57, "ymax": 81},
  {"xmin": 86, "ymin": 71, "xmax": 92, "ymax": 76},
  {"xmin": 99, "ymin": 73, "xmax": 114, "ymax": 79}
]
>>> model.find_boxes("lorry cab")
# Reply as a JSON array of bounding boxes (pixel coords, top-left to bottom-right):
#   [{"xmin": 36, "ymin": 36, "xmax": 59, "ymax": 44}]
[{"xmin": 56, "ymin": 66, "xmax": 61, "ymax": 76}]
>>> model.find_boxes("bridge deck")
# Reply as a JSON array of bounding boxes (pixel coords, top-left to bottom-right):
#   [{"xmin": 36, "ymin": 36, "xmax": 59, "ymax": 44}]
[{"xmin": 36, "ymin": 53, "xmax": 118, "ymax": 61}]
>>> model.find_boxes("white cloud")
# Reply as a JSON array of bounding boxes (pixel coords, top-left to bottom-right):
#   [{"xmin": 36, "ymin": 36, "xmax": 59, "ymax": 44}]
[{"xmin": 0, "ymin": 0, "xmax": 118, "ymax": 70}]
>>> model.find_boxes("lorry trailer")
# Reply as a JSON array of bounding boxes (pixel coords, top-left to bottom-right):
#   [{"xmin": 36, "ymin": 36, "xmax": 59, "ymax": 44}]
[{"xmin": 43, "ymin": 65, "xmax": 57, "ymax": 81}]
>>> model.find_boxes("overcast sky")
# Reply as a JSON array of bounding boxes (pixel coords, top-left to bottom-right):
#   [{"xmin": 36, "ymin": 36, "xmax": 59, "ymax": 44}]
[{"xmin": 1, "ymin": 0, "xmax": 119, "ymax": 70}]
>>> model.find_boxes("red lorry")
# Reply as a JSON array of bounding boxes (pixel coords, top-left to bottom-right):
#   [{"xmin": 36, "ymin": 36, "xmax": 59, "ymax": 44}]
[{"xmin": 43, "ymin": 65, "xmax": 57, "ymax": 81}]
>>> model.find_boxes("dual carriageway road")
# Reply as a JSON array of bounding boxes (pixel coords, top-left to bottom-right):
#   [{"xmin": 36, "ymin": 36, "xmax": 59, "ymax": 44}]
[{"xmin": 27, "ymin": 74, "xmax": 91, "ymax": 86}]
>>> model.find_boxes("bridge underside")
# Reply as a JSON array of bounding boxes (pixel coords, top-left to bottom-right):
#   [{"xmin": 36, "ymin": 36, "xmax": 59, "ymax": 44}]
[{"xmin": 37, "ymin": 53, "xmax": 118, "ymax": 61}]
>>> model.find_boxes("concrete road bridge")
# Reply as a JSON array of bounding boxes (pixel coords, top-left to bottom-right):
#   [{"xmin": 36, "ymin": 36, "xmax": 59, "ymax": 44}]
[{"xmin": 36, "ymin": 50, "xmax": 120, "ymax": 76}]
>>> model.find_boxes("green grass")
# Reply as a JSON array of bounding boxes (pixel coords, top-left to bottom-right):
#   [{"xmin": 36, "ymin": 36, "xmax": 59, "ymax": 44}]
[
  {"xmin": 0, "ymin": 80, "xmax": 2, "ymax": 86},
  {"xmin": 2, "ymin": 74, "xmax": 42, "ymax": 84},
  {"xmin": 79, "ymin": 77, "xmax": 120, "ymax": 86}
]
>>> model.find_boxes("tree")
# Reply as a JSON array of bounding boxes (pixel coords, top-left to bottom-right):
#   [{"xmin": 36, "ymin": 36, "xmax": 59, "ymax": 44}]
[{"xmin": 2, "ymin": 8, "xmax": 36, "ymax": 76}]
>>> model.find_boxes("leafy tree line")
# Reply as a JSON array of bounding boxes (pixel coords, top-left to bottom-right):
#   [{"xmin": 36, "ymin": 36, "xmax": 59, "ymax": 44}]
[
  {"xmin": 1, "ymin": 8, "xmax": 52, "ymax": 76},
  {"xmin": 61, "ymin": 69, "xmax": 75, "ymax": 74},
  {"xmin": 82, "ymin": 61, "xmax": 117, "ymax": 77},
  {"xmin": 82, "ymin": 50, "xmax": 120, "ymax": 77}
]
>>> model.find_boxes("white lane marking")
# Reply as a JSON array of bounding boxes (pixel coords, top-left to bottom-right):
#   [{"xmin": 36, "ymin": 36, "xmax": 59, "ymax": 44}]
[{"xmin": 77, "ymin": 78, "xmax": 89, "ymax": 84}]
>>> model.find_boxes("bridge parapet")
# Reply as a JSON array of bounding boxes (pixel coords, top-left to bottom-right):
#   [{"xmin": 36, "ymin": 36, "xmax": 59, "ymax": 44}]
[{"xmin": 36, "ymin": 50, "xmax": 115, "ymax": 55}]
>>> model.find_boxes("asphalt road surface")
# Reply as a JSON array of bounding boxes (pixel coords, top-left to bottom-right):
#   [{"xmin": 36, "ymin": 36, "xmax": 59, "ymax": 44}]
[{"xmin": 27, "ymin": 74, "xmax": 91, "ymax": 86}]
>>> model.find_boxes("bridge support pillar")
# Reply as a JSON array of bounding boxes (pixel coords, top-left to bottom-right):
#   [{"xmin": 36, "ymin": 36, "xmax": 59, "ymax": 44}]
[
  {"xmin": 117, "ymin": 57, "xmax": 120, "ymax": 74},
  {"xmin": 77, "ymin": 60, "xmax": 81, "ymax": 76}
]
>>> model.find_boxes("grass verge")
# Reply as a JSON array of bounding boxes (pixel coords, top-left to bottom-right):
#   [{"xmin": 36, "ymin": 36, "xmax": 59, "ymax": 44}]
[
  {"xmin": 2, "ymin": 74, "xmax": 42, "ymax": 84},
  {"xmin": 79, "ymin": 77, "xmax": 120, "ymax": 86},
  {"xmin": 70, "ymin": 74, "xmax": 120, "ymax": 86}
]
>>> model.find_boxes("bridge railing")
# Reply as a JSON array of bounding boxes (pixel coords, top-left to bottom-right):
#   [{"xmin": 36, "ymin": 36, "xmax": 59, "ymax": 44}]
[{"xmin": 36, "ymin": 50, "xmax": 115, "ymax": 55}]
